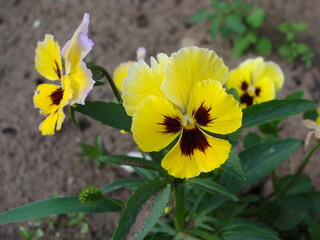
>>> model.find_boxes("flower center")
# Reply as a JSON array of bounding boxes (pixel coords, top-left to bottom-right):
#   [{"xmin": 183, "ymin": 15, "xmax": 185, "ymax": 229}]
[
  {"xmin": 180, "ymin": 124, "xmax": 210, "ymax": 157},
  {"xmin": 239, "ymin": 81, "xmax": 262, "ymax": 107},
  {"xmin": 50, "ymin": 88, "xmax": 64, "ymax": 106}
]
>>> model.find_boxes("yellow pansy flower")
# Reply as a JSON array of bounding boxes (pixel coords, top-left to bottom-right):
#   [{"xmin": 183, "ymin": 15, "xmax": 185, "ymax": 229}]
[
  {"xmin": 122, "ymin": 47, "xmax": 242, "ymax": 179},
  {"xmin": 113, "ymin": 47, "xmax": 146, "ymax": 91},
  {"xmin": 34, "ymin": 13, "xmax": 94, "ymax": 135},
  {"xmin": 227, "ymin": 57, "xmax": 284, "ymax": 108}
]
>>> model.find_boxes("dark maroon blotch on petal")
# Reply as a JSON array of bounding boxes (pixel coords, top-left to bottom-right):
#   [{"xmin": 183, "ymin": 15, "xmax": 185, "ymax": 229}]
[
  {"xmin": 255, "ymin": 87, "xmax": 261, "ymax": 96},
  {"xmin": 180, "ymin": 126, "xmax": 211, "ymax": 156},
  {"xmin": 192, "ymin": 102, "xmax": 216, "ymax": 126},
  {"xmin": 240, "ymin": 93, "xmax": 254, "ymax": 107},
  {"xmin": 159, "ymin": 115, "xmax": 182, "ymax": 134},
  {"xmin": 241, "ymin": 81, "xmax": 249, "ymax": 91},
  {"xmin": 50, "ymin": 88, "xmax": 64, "ymax": 106}
]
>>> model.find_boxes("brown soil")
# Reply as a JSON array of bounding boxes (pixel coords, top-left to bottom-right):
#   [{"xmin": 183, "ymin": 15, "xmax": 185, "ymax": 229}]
[{"xmin": 1, "ymin": 0, "xmax": 319, "ymax": 239}]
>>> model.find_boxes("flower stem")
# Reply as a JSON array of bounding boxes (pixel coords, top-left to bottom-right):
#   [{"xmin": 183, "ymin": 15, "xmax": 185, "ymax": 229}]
[
  {"xmin": 278, "ymin": 142, "xmax": 320, "ymax": 197},
  {"xmin": 271, "ymin": 170, "xmax": 278, "ymax": 195},
  {"xmin": 173, "ymin": 180, "xmax": 185, "ymax": 233},
  {"xmin": 88, "ymin": 64, "xmax": 122, "ymax": 103}
]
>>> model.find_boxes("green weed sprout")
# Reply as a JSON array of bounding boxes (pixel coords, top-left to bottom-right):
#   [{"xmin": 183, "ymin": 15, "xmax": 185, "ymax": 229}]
[
  {"xmin": 190, "ymin": 0, "xmax": 272, "ymax": 57},
  {"xmin": 278, "ymin": 22, "xmax": 314, "ymax": 67},
  {"xmin": 79, "ymin": 134, "xmax": 106, "ymax": 169}
]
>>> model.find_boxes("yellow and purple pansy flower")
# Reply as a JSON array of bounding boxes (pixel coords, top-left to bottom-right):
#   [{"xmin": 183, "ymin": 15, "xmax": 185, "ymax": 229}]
[
  {"xmin": 227, "ymin": 57, "xmax": 284, "ymax": 108},
  {"xmin": 34, "ymin": 13, "xmax": 94, "ymax": 135},
  {"xmin": 122, "ymin": 47, "xmax": 242, "ymax": 178}
]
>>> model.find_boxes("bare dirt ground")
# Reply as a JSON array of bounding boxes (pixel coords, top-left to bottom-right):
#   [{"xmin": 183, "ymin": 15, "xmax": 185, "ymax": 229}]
[{"xmin": 0, "ymin": 0, "xmax": 319, "ymax": 238}]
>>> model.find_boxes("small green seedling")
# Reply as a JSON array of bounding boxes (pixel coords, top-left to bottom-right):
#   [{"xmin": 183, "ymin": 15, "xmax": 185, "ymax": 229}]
[
  {"xmin": 190, "ymin": 0, "xmax": 272, "ymax": 57},
  {"xmin": 278, "ymin": 22, "xmax": 314, "ymax": 67},
  {"xmin": 79, "ymin": 134, "xmax": 106, "ymax": 169}
]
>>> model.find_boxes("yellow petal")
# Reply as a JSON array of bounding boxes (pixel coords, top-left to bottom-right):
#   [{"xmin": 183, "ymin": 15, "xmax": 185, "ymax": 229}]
[
  {"xmin": 34, "ymin": 83, "xmax": 63, "ymax": 115},
  {"xmin": 131, "ymin": 95, "xmax": 183, "ymax": 152},
  {"xmin": 34, "ymin": 77, "xmax": 72, "ymax": 135},
  {"xmin": 35, "ymin": 34, "xmax": 62, "ymax": 80},
  {"xmin": 252, "ymin": 77, "xmax": 275, "ymax": 104},
  {"xmin": 39, "ymin": 110, "xmax": 59, "ymax": 135},
  {"xmin": 113, "ymin": 61, "xmax": 135, "ymax": 91},
  {"xmin": 60, "ymin": 13, "xmax": 93, "ymax": 64},
  {"xmin": 67, "ymin": 61, "xmax": 94, "ymax": 105},
  {"xmin": 253, "ymin": 61, "xmax": 284, "ymax": 91},
  {"xmin": 161, "ymin": 47, "xmax": 228, "ymax": 112},
  {"xmin": 187, "ymin": 80, "xmax": 242, "ymax": 135},
  {"xmin": 227, "ymin": 67, "xmax": 251, "ymax": 96},
  {"xmin": 122, "ymin": 54, "xmax": 168, "ymax": 116},
  {"xmin": 39, "ymin": 107, "xmax": 66, "ymax": 136},
  {"xmin": 161, "ymin": 129, "xmax": 231, "ymax": 179}
]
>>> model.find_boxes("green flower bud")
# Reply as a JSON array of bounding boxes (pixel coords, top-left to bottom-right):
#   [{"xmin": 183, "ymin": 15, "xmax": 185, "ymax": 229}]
[{"xmin": 79, "ymin": 186, "xmax": 103, "ymax": 205}]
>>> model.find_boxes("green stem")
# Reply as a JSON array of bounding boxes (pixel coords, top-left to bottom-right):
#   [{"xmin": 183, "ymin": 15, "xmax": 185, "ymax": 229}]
[
  {"xmin": 271, "ymin": 170, "xmax": 278, "ymax": 196},
  {"xmin": 173, "ymin": 180, "xmax": 185, "ymax": 232},
  {"xmin": 88, "ymin": 65, "xmax": 122, "ymax": 103},
  {"xmin": 278, "ymin": 143, "xmax": 320, "ymax": 197}
]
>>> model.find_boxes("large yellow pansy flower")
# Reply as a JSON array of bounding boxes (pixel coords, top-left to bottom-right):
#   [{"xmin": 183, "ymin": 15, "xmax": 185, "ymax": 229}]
[
  {"xmin": 122, "ymin": 47, "xmax": 242, "ymax": 179},
  {"xmin": 34, "ymin": 13, "xmax": 94, "ymax": 135},
  {"xmin": 227, "ymin": 57, "xmax": 284, "ymax": 108}
]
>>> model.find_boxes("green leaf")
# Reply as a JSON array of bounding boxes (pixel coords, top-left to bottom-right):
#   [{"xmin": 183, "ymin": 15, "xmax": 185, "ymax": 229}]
[
  {"xmin": 94, "ymin": 81, "xmax": 105, "ymax": 86},
  {"xmin": 286, "ymin": 90, "xmax": 304, "ymax": 99},
  {"xmin": 189, "ymin": 228, "xmax": 222, "ymax": 240},
  {"xmin": 112, "ymin": 180, "xmax": 169, "ymax": 240},
  {"xmin": 69, "ymin": 106, "xmax": 80, "ymax": 129},
  {"xmin": 232, "ymin": 35, "xmax": 251, "ymax": 58},
  {"xmin": 188, "ymin": 178, "xmax": 238, "ymax": 201},
  {"xmin": 99, "ymin": 155, "xmax": 165, "ymax": 175},
  {"xmin": 307, "ymin": 191, "xmax": 320, "ymax": 214},
  {"xmin": 134, "ymin": 185, "xmax": 171, "ymax": 240},
  {"xmin": 244, "ymin": 133, "xmax": 261, "ymax": 149},
  {"xmin": 292, "ymin": 22, "xmax": 308, "ymax": 32},
  {"xmin": 101, "ymin": 178, "xmax": 145, "ymax": 194},
  {"xmin": 297, "ymin": 44, "xmax": 309, "ymax": 54},
  {"xmin": 227, "ymin": 88, "xmax": 239, "ymax": 101},
  {"xmin": 246, "ymin": 8, "xmax": 266, "ymax": 28},
  {"xmin": 277, "ymin": 175, "xmax": 312, "ymax": 196},
  {"xmin": 303, "ymin": 109, "xmax": 318, "ymax": 121},
  {"xmin": 221, "ymin": 139, "xmax": 301, "ymax": 192},
  {"xmin": 75, "ymin": 101, "xmax": 132, "ymax": 132},
  {"xmin": 221, "ymin": 218, "xmax": 279, "ymax": 238},
  {"xmin": 255, "ymin": 37, "xmax": 272, "ymax": 55},
  {"xmin": 220, "ymin": 151, "xmax": 246, "ymax": 180},
  {"xmin": 278, "ymin": 45, "xmax": 292, "ymax": 59},
  {"xmin": 190, "ymin": 9, "xmax": 212, "ymax": 23},
  {"xmin": 225, "ymin": 15, "xmax": 247, "ymax": 34},
  {"xmin": 241, "ymin": 99, "xmax": 316, "ymax": 129},
  {"xmin": 273, "ymin": 195, "xmax": 309, "ymax": 230},
  {"xmin": 210, "ymin": 16, "xmax": 220, "ymax": 39},
  {"xmin": 278, "ymin": 23, "xmax": 290, "ymax": 33},
  {"xmin": 211, "ymin": 0, "xmax": 229, "ymax": 11},
  {"xmin": 0, "ymin": 197, "xmax": 122, "ymax": 225},
  {"xmin": 220, "ymin": 224, "xmax": 281, "ymax": 240},
  {"xmin": 87, "ymin": 62, "xmax": 105, "ymax": 81},
  {"xmin": 304, "ymin": 215, "xmax": 320, "ymax": 239}
]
